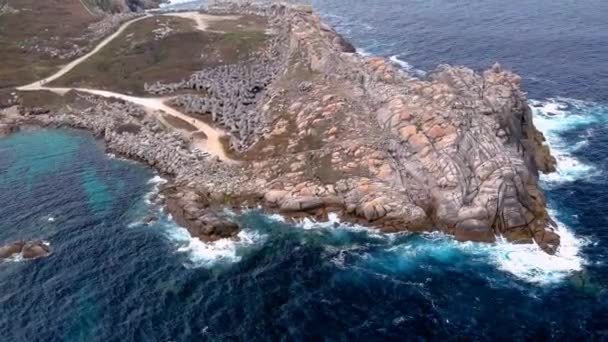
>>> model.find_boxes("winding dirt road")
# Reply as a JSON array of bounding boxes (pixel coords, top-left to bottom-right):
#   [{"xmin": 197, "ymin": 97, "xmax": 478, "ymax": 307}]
[{"xmin": 17, "ymin": 12, "xmax": 234, "ymax": 163}]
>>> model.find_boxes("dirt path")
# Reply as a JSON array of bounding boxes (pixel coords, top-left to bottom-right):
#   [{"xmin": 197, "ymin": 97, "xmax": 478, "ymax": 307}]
[
  {"xmin": 16, "ymin": 13, "xmax": 235, "ymax": 163},
  {"xmin": 18, "ymin": 15, "xmax": 151, "ymax": 91}
]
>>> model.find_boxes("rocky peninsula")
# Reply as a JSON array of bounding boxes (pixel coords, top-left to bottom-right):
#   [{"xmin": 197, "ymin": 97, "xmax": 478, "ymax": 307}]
[{"xmin": 0, "ymin": 2, "xmax": 560, "ymax": 254}]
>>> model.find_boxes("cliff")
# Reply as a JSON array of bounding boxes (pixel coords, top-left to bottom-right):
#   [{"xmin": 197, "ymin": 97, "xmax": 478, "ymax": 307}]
[{"xmin": 193, "ymin": 3, "xmax": 560, "ymax": 253}]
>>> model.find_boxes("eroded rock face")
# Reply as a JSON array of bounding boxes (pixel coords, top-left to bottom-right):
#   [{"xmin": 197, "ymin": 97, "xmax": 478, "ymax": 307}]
[
  {"xmin": 0, "ymin": 123, "xmax": 19, "ymax": 137},
  {"xmin": 201, "ymin": 3, "xmax": 559, "ymax": 253},
  {"xmin": 164, "ymin": 187, "xmax": 240, "ymax": 242},
  {"xmin": 0, "ymin": 240, "xmax": 51, "ymax": 260},
  {"xmin": 4, "ymin": 4, "xmax": 559, "ymax": 254}
]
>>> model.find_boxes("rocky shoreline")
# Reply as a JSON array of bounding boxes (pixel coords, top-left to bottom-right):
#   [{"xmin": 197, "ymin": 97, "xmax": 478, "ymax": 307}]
[
  {"xmin": 0, "ymin": 2, "xmax": 560, "ymax": 254},
  {"xmin": 0, "ymin": 240, "xmax": 51, "ymax": 260}
]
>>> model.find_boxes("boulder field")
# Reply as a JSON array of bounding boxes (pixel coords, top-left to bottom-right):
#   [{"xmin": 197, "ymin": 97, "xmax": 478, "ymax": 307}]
[{"xmin": 0, "ymin": 3, "xmax": 559, "ymax": 253}]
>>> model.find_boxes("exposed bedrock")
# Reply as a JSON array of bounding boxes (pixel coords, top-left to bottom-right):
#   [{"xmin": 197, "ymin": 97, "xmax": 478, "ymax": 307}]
[
  {"xmin": 1, "ymin": 95, "xmax": 242, "ymax": 242},
  {"xmin": 0, "ymin": 240, "xmax": 51, "ymax": 260},
  {"xmin": 197, "ymin": 3, "xmax": 559, "ymax": 253},
  {"xmin": 163, "ymin": 186, "xmax": 240, "ymax": 241},
  {"xmin": 3, "ymin": 3, "xmax": 559, "ymax": 252}
]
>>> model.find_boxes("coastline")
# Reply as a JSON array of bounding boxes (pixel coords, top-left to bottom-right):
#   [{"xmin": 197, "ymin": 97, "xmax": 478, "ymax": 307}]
[{"xmin": 0, "ymin": 2, "xmax": 562, "ymax": 254}]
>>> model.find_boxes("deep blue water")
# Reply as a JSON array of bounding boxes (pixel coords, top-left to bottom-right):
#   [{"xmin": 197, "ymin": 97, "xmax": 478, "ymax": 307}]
[{"xmin": 2, "ymin": 1, "xmax": 608, "ymax": 340}]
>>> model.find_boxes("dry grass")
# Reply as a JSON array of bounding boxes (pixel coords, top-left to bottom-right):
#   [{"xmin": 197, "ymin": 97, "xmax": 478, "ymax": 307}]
[
  {"xmin": 205, "ymin": 14, "xmax": 269, "ymax": 32},
  {"xmin": 51, "ymin": 16, "xmax": 271, "ymax": 96},
  {"xmin": 16, "ymin": 90, "xmax": 96, "ymax": 112},
  {"xmin": 0, "ymin": 0, "xmax": 99, "ymax": 89}
]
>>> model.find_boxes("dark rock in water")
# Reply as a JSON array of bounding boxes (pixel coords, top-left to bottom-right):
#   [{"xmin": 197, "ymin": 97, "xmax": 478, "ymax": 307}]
[
  {"xmin": 21, "ymin": 241, "xmax": 51, "ymax": 259},
  {"xmin": 0, "ymin": 241, "xmax": 26, "ymax": 259},
  {"xmin": 192, "ymin": 212, "xmax": 240, "ymax": 241},
  {"xmin": 0, "ymin": 240, "xmax": 50, "ymax": 260},
  {"xmin": 0, "ymin": 123, "xmax": 19, "ymax": 138},
  {"xmin": 143, "ymin": 215, "xmax": 158, "ymax": 225},
  {"xmin": 165, "ymin": 189, "xmax": 240, "ymax": 241}
]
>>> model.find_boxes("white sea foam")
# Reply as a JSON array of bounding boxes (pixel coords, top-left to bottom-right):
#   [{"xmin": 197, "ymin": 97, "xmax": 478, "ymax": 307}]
[
  {"xmin": 530, "ymin": 98, "xmax": 604, "ymax": 185},
  {"xmin": 477, "ymin": 215, "xmax": 586, "ymax": 284},
  {"xmin": 388, "ymin": 55, "xmax": 427, "ymax": 77},
  {"xmin": 276, "ymin": 211, "xmax": 586, "ymax": 284},
  {"xmin": 165, "ymin": 224, "xmax": 266, "ymax": 268},
  {"xmin": 294, "ymin": 213, "xmax": 385, "ymax": 237},
  {"xmin": 266, "ymin": 213, "xmax": 286, "ymax": 223},
  {"xmin": 357, "ymin": 48, "xmax": 372, "ymax": 57},
  {"xmin": 2, "ymin": 253, "xmax": 24, "ymax": 263},
  {"xmin": 148, "ymin": 175, "xmax": 168, "ymax": 185},
  {"xmin": 389, "ymin": 55, "xmax": 413, "ymax": 70},
  {"xmin": 386, "ymin": 219, "xmax": 586, "ymax": 285},
  {"xmin": 145, "ymin": 175, "xmax": 168, "ymax": 205}
]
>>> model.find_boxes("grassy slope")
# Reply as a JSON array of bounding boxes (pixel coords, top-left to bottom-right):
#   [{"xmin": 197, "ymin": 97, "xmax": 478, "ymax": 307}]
[
  {"xmin": 51, "ymin": 16, "xmax": 270, "ymax": 96},
  {"xmin": 0, "ymin": 0, "xmax": 99, "ymax": 89}
]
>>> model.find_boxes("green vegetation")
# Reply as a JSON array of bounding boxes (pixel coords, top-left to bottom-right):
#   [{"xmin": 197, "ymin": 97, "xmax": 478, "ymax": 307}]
[
  {"xmin": 0, "ymin": 0, "xmax": 98, "ymax": 89},
  {"xmin": 52, "ymin": 16, "xmax": 270, "ymax": 96},
  {"xmin": 205, "ymin": 14, "xmax": 269, "ymax": 32}
]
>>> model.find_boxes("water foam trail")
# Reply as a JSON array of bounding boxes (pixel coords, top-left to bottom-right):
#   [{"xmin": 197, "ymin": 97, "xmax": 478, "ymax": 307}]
[
  {"xmin": 165, "ymin": 223, "xmax": 266, "ymax": 268},
  {"xmin": 460, "ymin": 213, "xmax": 587, "ymax": 284},
  {"xmin": 357, "ymin": 48, "xmax": 372, "ymax": 57},
  {"xmin": 389, "ymin": 55, "xmax": 427, "ymax": 77},
  {"xmin": 275, "ymin": 211, "xmax": 586, "ymax": 285},
  {"xmin": 139, "ymin": 176, "xmax": 267, "ymax": 268},
  {"xmin": 389, "ymin": 55, "xmax": 413, "ymax": 70},
  {"xmin": 145, "ymin": 175, "xmax": 167, "ymax": 205},
  {"xmin": 530, "ymin": 98, "xmax": 606, "ymax": 185},
  {"xmin": 295, "ymin": 213, "xmax": 388, "ymax": 240}
]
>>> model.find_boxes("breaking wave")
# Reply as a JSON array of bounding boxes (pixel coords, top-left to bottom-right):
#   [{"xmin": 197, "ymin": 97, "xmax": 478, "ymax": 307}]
[
  {"xmin": 164, "ymin": 222, "xmax": 267, "ymax": 268},
  {"xmin": 389, "ymin": 55, "xmax": 413, "ymax": 70},
  {"xmin": 136, "ymin": 176, "xmax": 267, "ymax": 268},
  {"xmin": 530, "ymin": 98, "xmax": 606, "ymax": 185},
  {"xmin": 268, "ymin": 211, "xmax": 585, "ymax": 285}
]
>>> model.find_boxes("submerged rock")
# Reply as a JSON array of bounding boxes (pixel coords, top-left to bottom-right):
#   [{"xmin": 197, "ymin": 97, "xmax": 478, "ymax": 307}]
[
  {"xmin": 0, "ymin": 240, "xmax": 51, "ymax": 260},
  {"xmin": 0, "ymin": 122, "xmax": 19, "ymax": 138},
  {"xmin": 164, "ymin": 188, "xmax": 240, "ymax": 242},
  {"xmin": 0, "ymin": 241, "xmax": 25, "ymax": 259}
]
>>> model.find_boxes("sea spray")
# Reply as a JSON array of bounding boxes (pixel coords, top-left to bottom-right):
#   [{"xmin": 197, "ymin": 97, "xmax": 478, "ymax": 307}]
[
  {"xmin": 266, "ymin": 211, "xmax": 586, "ymax": 285},
  {"xmin": 168, "ymin": 223, "xmax": 267, "ymax": 268},
  {"xmin": 531, "ymin": 98, "xmax": 607, "ymax": 185}
]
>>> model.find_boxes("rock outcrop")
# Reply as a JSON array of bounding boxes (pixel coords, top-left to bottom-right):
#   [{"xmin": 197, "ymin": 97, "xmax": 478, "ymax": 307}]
[
  {"xmin": 3, "ymin": 3, "xmax": 560, "ymax": 253},
  {"xmin": 164, "ymin": 186, "xmax": 240, "ymax": 241},
  {"xmin": 197, "ymin": 3, "xmax": 559, "ymax": 253},
  {"xmin": 0, "ymin": 240, "xmax": 51, "ymax": 260}
]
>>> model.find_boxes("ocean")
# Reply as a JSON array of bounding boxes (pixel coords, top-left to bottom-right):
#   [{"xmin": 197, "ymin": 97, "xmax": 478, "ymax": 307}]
[{"xmin": 2, "ymin": 0, "xmax": 608, "ymax": 340}]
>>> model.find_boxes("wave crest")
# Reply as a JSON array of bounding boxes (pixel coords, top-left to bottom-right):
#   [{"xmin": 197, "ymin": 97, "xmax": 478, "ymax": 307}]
[{"xmin": 530, "ymin": 98, "xmax": 606, "ymax": 185}]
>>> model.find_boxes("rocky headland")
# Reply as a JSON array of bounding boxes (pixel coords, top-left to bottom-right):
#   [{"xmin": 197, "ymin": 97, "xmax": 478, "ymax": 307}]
[{"xmin": 0, "ymin": 2, "xmax": 560, "ymax": 254}]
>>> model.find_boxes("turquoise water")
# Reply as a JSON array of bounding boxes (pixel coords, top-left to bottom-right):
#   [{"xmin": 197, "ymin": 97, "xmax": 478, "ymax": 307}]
[
  {"xmin": 0, "ymin": 129, "xmax": 606, "ymax": 340},
  {"xmin": 2, "ymin": 0, "xmax": 608, "ymax": 338}
]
